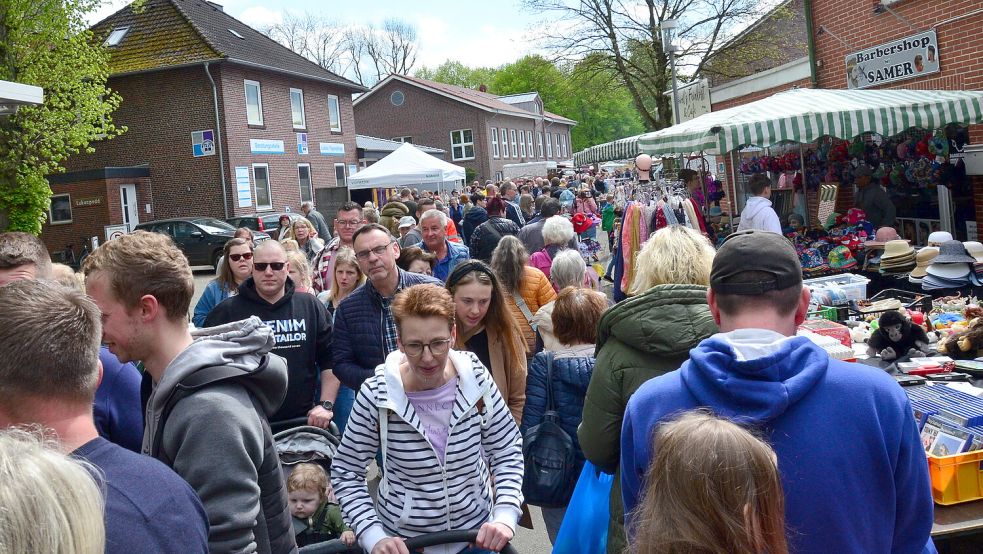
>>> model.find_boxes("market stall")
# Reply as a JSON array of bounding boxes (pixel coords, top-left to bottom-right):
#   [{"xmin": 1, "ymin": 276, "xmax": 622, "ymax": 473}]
[{"xmin": 347, "ymin": 142, "xmax": 466, "ymax": 194}]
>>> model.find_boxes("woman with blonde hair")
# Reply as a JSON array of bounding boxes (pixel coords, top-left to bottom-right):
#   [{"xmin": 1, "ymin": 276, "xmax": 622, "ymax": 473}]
[
  {"xmin": 285, "ymin": 217, "xmax": 324, "ymax": 266},
  {"xmin": 446, "ymin": 260, "xmax": 528, "ymax": 423},
  {"xmin": 491, "ymin": 236, "xmax": 556, "ymax": 356},
  {"xmin": 579, "ymin": 224, "xmax": 719, "ymax": 554},
  {"xmin": 630, "ymin": 411, "xmax": 787, "ymax": 554},
  {"xmin": 0, "ymin": 428, "xmax": 106, "ymax": 554}
]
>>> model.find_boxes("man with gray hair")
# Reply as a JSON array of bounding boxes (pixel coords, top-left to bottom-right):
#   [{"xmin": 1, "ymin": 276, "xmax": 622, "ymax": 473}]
[
  {"xmin": 499, "ymin": 181, "xmax": 526, "ymax": 226},
  {"xmin": 415, "ymin": 208, "xmax": 470, "ymax": 281},
  {"xmin": 0, "ymin": 279, "xmax": 209, "ymax": 553},
  {"xmin": 0, "ymin": 231, "xmax": 52, "ymax": 285},
  {"xmin": 301, "ymin": 201, "xmax": 332, "ymax": 241}
]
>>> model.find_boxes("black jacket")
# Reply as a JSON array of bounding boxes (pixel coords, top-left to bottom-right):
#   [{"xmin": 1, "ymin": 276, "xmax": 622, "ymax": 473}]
[
  {"xmin": 205, "ymin": 278, "xmax": 331, "ymax": 422},
  {"xmin": 462, "ymin": 206, "xmax": 488, "ymax": 246},
  {"xmin": 469, "ymin": 216, "xmax": 521, "ymax": 262}
]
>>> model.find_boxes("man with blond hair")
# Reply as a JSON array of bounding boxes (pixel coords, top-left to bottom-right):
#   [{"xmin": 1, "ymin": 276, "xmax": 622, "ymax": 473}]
[
  {"xmin": 83, "ymin": 231, "xmax": 296, "ymax": 553},
  {"xmin": 0, "ymin": 279, "xmax": 208, "ymax": 553}
]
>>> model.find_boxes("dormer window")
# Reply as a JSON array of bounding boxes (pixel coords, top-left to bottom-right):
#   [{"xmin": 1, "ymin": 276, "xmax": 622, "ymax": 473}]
[{"xmin": 104, "ymin": 27, "xmax": 130, "ymax": 47}]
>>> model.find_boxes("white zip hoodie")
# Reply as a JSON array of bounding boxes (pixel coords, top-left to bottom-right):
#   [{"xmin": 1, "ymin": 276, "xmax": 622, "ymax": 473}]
[{"xmin": 737, "ymin": 196, "xmax": 782, "ymax": 234}]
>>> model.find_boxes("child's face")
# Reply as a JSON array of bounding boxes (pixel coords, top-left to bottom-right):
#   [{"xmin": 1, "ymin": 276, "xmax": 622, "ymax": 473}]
[{"xmin": 289, "ymin": 488, "xmax": 322, "ymax": 519}]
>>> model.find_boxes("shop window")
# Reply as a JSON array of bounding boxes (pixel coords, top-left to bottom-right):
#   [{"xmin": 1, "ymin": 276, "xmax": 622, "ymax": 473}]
[
  {"xmin": 290, "ymin": 88, "xmax": 306, "ymax": 129},
  {"xmin": 244, "ymin": 80, "xmax": 263, "ymax": 126},
  {"xmin": 49, "ymin": 194, "xmax": 72, "ymax": 224},
  {"xmin": 328, "ymin": 94, "xmax": 342, "ymax": 132},
  {"xmin": 298, "ymin": 164, "xmax": 313, "ymax": 204},
  {"xmin": 491, "ymin": 127, "xmax": 499, "ymax": 158},
  {"xmin": 253, "ymin": 164, "xmax": 272, "ymax": 210},
  {"xmin": 451, "ymin": 129, "xmax": 474, "ymax": 161}
]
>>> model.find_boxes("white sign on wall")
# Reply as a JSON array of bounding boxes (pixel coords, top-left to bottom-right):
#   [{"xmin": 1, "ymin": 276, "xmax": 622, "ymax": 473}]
[
  {"xmin": 249, "ymin": 139, "xmax": 285, "ymax": 155},
  {"xmin": 234, "ymin": 166, "xmax": 252, "ymax": 208},
  {"xmin": 846, "ymin": 30, "xmax": 940, "ymax": 90},
  {"xmin": 666, "ymin": 79, "xmax": 711, "ymax": 124},
  {"xmin": 319, "ymin": 142, "xmax": 345, "ymax": 156}
]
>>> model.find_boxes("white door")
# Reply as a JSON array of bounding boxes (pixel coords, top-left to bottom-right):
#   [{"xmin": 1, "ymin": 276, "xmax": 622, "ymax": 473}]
[{"xmin": 120, "ymin": 184, "xmax": 139, "ymax": 232}]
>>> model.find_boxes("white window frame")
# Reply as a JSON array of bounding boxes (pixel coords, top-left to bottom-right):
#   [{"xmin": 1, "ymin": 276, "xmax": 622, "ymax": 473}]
[
  {"xmin": 244, "ymin": 80, "xmax": 263, "ymax": 126},
  {"xmin": 555, "ymin": 133, "xmax": 562, "ymax": 158},
  {"xmin": 561, "ymin": 134, "xmax": 567, "ymax": 157},
  {"xmin": 393, "ymin": 136, "xmax": 412, "ymax": 143},
  {"xmin": 334, "ymin": 163, "xmax": 347, "ymax": 187},
  {"xmin": 104, "ymin": 27, "xmax": 129, "ymax": 47},
  {"xmin": 48, "ymin": 193, "xmax": 73, "ymax": 224},
  {"xmin": 298, "ymin": 163, "xmax": 313, "ymax": 204},
  {"xmin": 450, "ymin": 129, "xmax": 475, "ymax": 161},
  {"xmin": 510, "ymin": 129, "xmax": 518, "ymax": 159},
  {"xmin": 501, "ymin": 128, "xmax": 509, "ymax": 158},
  {"xmin": 252, "ymin": 163, "xmax": 272, "ymax": 210},
  {"xmin": 519, "ymin": 130, "xmax": 527, "ymax": 158},
  {"xmin": 490, "ymin": 127, "xmax": 499, "ymax": 158},
  {"xmin": 546, "ymin": 132, "xmax": 552, "ymax": 158},
  {"xmin": 526, "ymin": 131, "xmax": 534, "ymax": 159},
  {"xmin": 289, "ymin": 88, "xmax": 306, "ymax": 129},
  {"xmin": 328, "ymin": 94, "xmax": 342, "ymax": 132},
  {"xmin": 538, "ymin": 132, "xmax": 544, "ymax": 158}
]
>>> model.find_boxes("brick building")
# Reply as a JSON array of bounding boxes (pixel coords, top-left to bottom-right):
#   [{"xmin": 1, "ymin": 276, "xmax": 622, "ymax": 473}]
[
  {"xmin": 353, "ymin": 75, "xmax": 576, "ymax": 182},
  {"xmin": 41, "ymin": 0, "xmax": 365, "ymax": 255}
]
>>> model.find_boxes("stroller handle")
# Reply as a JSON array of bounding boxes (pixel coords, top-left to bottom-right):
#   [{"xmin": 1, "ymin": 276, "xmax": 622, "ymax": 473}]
[
  {"xmin": 297, "ymin": 529, "xmax": 518, "ymax": 554},
  {"xmin": 270, "ymin": 417, "xmax": 340, "ymax": 437}
]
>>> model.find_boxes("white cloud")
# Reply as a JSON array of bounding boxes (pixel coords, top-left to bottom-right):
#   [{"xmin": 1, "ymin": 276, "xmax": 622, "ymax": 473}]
[
  {"xmin": 415, "ymin": 17, "xmax": 538, "ymax": 69},
  {"xmin": 237, "ymin": 6, "xmax": 283, "ymax": 27}
]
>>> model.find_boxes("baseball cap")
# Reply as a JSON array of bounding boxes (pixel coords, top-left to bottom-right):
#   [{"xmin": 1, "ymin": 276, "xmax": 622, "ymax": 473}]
[
  {"xmin": 854, "ymin": 164, "xmax": 872, "ymax": 178},
  {"xmin": 711, "ymin": 230, "xmax": 803, "ymax": 295},
  {"xmin": 398, "ymin": 216, "xmax": 416, "ymax": 229}
]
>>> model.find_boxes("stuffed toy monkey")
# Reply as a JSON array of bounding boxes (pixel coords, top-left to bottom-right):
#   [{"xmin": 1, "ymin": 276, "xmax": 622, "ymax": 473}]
[{"xmin": 867, "ymin": 310, "xmax": 930, "ymax": 361}]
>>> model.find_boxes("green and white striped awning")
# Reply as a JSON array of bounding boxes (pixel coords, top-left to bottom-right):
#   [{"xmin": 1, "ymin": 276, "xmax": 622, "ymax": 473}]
[
  {"xmin": 637, "ymin": 88, "xmax": 983, "ymax": 156},
  {"xmin": 573, "ymin": 135, "xmax": 641, "ymax": 166}
]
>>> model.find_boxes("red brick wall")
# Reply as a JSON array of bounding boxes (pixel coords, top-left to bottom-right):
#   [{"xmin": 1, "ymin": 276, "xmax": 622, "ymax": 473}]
[
  {"xmin": 40, "ymin": 180, "xmax": 111, "ymax": 256},
  {"xmin": 216, "ymin": 64, "xmax": 359, "ymax": 215}
]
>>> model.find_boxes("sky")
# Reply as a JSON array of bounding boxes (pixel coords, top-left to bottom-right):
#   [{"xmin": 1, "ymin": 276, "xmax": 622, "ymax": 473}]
[{"xmin": 87, "ymin": 0, "xmax": 546, "ymax": 70}]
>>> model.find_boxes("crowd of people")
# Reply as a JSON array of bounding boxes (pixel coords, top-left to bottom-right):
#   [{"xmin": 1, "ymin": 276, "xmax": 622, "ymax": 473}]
[{"xmin": 0, "ymin": 171, "xmax": 937, "ymax": 554}]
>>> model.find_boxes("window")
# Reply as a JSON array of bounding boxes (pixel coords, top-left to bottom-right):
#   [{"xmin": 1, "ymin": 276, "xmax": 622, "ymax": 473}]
[
  {"xmin": 495, "ymin": 171, "xmax": 504, "ymax": 181},
  {"xmin": 490, "ymin": 127, "xmax": 499, "ymax": 158},
  {"xmin": 559, "ymin": 134, "xmax": 566, "ymax": 158},
  {"xmin": 390, "ymin": 90, "xmax": 405, "ymax": 106},
  {"xmin": 555, "ymin": 134, "xmax": 561, "ymax": 158},
  {"xmin": 538, "ymin": 132, "xmax": 544, "ymax": 158},
  {"xmin": 253, "ymin": 164, "xmax": 272, "ymax": 210},
  {"xmin": 334, "ymin": 163, "xmax": 347, "ymax": 187},
  {"xmin": 546, "ymin": 132, "xmax": 552, "ymax": 158},
  {"xmin": 510, "ymin": 130, "xmax": 518, "ymax": 159},
  {"xmin": 173, "ymin": 221, "xmax": 197, "ymax": 239},
  {"xmin": 519, "ymin": 130, "xmax": 526, "ymax": 158},
  {"xmin": 393, "ymin": 136, "xmax": 413, "ymax": 143},
  {"xmin": 298, "ymin": 164, "xmax": 313, "ymax": 204},
  {"xmin": 244, "ymin": 80, "xmax": 263, "ymax": 126},
  {"xmin": 290, "ymin": 88, "xmax": 306, "ymax": 129},
  {"xmin": 527, "ymin": 131, "xmax": 534, "ymax": 158},
  {"xmin": 328, "ymin": 94, "xmax": 342, "ymax": 132},
  {"xmin": 103, "ymin": 27, "xmax": 129, "ymax": 47},
  {"xmin": 501, "ymin": 128, "xmax": 509, "ymax": 158},
  {"xmin": 229, "ymin": 28, "xmax": 244, "ymax": 39},
  {"xmin": 450, "ymin": 129, "xmax": 475, "ymax": 161},
  {"xmin": 49, "ymin": 194, "xmax": 72, "ymax": 224}
]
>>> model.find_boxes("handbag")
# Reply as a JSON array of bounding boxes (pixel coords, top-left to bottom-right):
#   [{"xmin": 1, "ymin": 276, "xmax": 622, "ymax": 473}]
[
  {"xmin": 521, "ymin": 353, "xmax": 578, "ymax": 508},
  {"xmin": 552, "ymin": 461, "xmax": 615, "ymax": 554}
]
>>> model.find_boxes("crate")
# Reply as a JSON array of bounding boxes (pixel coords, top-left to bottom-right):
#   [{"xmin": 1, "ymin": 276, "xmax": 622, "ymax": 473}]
[
  {"xmin": 928, "ymin": 450, "xmax": 983, "ymax": 505},
  {"xmin": 849, "ymin": 288, "xmax": 933, "ymax": 319},
  {"xmin": 804, "ymin": 273, "xmax": 870, "ymax": 305},
  {"xmin": 806, "ymin": 305, "xmax": 848, "ymax": 322}
]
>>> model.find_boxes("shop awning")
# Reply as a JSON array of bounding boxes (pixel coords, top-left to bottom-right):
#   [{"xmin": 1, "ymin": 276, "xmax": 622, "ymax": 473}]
[
  {"xmin": 573, "ymin": 135, "xmax": 641, "ymax": 167},
  {"xmin": 637, "ymin": 88, "xmax": 983, "ymax": 156}
]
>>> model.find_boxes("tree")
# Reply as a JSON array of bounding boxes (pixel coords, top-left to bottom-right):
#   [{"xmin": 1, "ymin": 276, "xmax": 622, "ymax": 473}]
[
  {"xmin": 264, "ymin": 12, "xmax": 351, "ymax": 77},
  {"xmin": 524, "ymin": 0, "xmax": 770, "ymax": 130},
  {"xmin": 0, "ymin": 0, "xmax": 124, "ymax": 233},
  {"xmin": 415, "ymin": 61, "xmax": 498, "ymax": 89}
]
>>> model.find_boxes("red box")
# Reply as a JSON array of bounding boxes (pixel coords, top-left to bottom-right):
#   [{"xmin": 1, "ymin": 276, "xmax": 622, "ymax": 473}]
[{"xmin": 797, "ymin": 319, "xmax": 852, "ymax": 348}]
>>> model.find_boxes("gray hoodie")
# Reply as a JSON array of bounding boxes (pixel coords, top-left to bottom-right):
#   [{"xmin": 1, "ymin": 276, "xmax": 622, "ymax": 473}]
[{"xmin": 143, "ymin": 317, "xmax": 295, "ymax": 554}]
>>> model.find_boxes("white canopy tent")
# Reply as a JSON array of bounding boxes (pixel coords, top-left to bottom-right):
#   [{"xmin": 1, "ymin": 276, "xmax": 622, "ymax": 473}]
[{"xmin": 347, "ymin": 142, "xmax": 465, "ymax": 192}]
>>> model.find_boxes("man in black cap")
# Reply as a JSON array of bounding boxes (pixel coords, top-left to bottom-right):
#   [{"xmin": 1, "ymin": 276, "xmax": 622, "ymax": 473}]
[
  {"xmin": 620, "ymin": 230, "xmax": 934, "ymax": 554},
  {"xmin": 854, "ymin": 164, "xmax": 896, "ymax": 228}
]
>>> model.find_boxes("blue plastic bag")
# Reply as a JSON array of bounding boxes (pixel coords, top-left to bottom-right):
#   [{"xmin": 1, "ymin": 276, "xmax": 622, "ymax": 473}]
[{"xmin": 551, "ymin": 461, "xmax": 614, "ymax": 554}]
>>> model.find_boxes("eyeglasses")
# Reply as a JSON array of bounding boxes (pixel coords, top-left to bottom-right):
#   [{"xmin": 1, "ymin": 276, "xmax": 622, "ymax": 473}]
[
  {"xmin": 403, "ymin": 338, "xmax": 452, "ymax": 358},
  {"xmin": 355, "ymin": 240, "xmax": 395, "ymax": 261},
  {"xmin": 336, "ymin": 219, "xmax": 362, "ymax": 228},
  {"xmin": 229, "ymin": 252, "xmax": 253, "ymax": 262},
  {"xmin": 254, "ymin": 262, "xmax": 286, "ymax": 271}
]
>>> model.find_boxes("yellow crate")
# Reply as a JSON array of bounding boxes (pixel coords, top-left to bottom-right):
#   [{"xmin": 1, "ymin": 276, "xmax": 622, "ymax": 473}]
[{"xmin": 928, "ymin": 450, "xmax": 983, "ymax": 505}]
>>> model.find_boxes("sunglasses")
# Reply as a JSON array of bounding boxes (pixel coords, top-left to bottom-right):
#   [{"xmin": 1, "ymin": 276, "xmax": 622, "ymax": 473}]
[
  {"xmin": 253, "ymin": 262, "xmax": 286, "ymax": 271},
  {"xmin": 229, "ymin": 252, "xmax": 253, "ymax": 262}
]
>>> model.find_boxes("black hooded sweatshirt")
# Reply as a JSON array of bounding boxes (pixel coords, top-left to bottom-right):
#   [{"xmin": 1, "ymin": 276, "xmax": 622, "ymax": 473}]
[{"xmin": 205, "ymin": 277, "xmax": 332, "ymax": 422}]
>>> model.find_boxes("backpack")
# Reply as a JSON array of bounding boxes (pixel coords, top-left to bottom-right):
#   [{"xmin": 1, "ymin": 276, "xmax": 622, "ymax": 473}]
[
  {"xmin": 559, "ymin": 189, "xmax": 575, "ymax": 209},
  {"xmin": 521, "ymin": 353, "xmax": 578, "ymax": 507}
]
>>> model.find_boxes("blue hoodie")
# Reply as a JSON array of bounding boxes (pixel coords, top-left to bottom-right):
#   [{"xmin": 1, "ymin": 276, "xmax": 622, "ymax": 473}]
[{"xmin": 621, "ymin": 330, "xmax": 935, "ymax": 554}]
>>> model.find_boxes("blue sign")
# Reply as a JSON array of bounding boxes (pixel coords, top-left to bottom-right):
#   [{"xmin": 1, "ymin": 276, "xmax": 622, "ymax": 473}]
[
  {"xmin": 192, "ymin": 130, "xmax": 215, "ymax": 157},
  {"xmin": 297, "ymin": 133, "xmax": 308, "ymax": 155},
  {"xmin": 250, "ymin": 139, "xmax": 285, "ymax": 155},
  {"xmin": 320, "ymin": 142, "xmax": 345, "ymax": 156}
]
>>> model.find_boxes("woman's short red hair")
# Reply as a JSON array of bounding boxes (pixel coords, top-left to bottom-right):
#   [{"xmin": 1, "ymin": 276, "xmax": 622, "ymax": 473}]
[{"xmin": 392, "ymin": 284, "xmax": 456, "ymax": 331}]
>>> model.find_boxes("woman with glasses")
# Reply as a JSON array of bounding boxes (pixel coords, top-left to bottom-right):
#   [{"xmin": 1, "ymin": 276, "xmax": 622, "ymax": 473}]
[
  {"xmin": 285, "ymin": 218, "xmax": 324, "ymax": 267},
  {"xmin": 193, "ymin": 238, "xmax": 252, "ymax": 327},
  {"xmin": 446, "ymin": 260, "xmax": 527, "ymax": 424},
  {"xmin": 332, "ymin": 283, "xmax": 523, "ymax": 554}
]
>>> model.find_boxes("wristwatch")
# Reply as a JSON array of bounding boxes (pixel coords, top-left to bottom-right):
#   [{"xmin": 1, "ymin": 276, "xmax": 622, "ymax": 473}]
[{"xmin": 320, "ymin": 400, "xmax": 334, "ymax": 411}]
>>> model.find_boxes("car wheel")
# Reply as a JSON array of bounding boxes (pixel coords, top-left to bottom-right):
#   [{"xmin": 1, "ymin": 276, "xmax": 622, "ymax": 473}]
[{"xmin": 211, "ymin": 249, "xmax": 224, "ymax": 271}]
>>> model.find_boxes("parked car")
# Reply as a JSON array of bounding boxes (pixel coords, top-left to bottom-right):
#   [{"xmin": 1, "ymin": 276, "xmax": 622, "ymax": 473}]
[
  {"xmin": 134, "ymin": 217, "xmax": 269, "ymax": 268},
  {"xmin": 227, "ymin": 212, "xmax": 303, "ymax": 238}
]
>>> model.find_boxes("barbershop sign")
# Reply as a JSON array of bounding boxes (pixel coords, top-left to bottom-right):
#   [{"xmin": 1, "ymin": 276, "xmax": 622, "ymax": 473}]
[{"xmin": 845, "ymin": 30, "xmax": 940, "ymax": 90}]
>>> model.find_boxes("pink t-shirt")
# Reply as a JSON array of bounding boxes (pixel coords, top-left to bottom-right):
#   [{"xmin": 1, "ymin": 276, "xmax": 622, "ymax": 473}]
[{"xmin": 405, "ymin": 377, "xmax": 458, "ymax": 464}]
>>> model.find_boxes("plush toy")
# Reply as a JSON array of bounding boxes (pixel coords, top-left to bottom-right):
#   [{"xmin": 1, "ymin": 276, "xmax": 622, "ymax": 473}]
[
  {"xmin": 867, "ymin": 310, "xmax": 930, "ymax": 361},
  {"xmin": 938, "ymin": 317, "xmax": 983, "ymax": 359},
  {"xmin": 850, "ymin": 321, "xmax": 872, "ymax": 344}
]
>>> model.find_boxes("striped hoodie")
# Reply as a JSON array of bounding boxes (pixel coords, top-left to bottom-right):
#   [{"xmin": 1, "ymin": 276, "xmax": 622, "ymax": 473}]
[{"xmin": 331, "ymin": 349, "xmax": 524, "ymax": 554}]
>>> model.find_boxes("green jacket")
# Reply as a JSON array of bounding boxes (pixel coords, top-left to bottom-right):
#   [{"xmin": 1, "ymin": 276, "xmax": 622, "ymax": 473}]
[
  {"xmin": 293, "ymin": 501, "xmax": 350, "ymax": 547},
  {"xmin": 578, "ymin": 284, "xmax": 717, "ymax": 554}
]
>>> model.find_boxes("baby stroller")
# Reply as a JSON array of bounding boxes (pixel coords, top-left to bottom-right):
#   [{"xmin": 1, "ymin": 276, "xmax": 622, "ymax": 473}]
[
  {"xmin": 298, "ymin": 529, "xmax": 519, "ymax": 553},
  {"xmin": 273, "ymin": 418, "xmax": 341, "ymax": 474}
]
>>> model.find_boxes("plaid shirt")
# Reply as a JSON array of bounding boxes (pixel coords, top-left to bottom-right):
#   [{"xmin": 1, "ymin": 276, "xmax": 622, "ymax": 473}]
[
  {"xmin": 312, "ymin": 237, "xmax": 342, "ymax": 293},
  {"xmin": 370, "ymin": 269, "xmax": 408, "ymax": 358}
]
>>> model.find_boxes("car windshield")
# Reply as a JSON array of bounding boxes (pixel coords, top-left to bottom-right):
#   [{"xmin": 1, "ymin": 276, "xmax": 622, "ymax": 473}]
[{"xmin": 191, "ymin": 218, "xmax": 236, "ymax": 233}]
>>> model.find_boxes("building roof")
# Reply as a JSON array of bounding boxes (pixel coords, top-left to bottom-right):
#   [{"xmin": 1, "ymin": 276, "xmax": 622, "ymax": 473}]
[
  {"xmin": 498, "ymin": 92, "xmax": 540, "ymax": 105},
  {"xmin": 354, "ymin": 74, "xmax": 576, "ymax": 125},
  {"xmin": 92, "ymin": 0, "xmax": 366, "ymax": 91},
  {"xmin": 356, "ymin": 135, "xmax": 444, "ymax": 154}
]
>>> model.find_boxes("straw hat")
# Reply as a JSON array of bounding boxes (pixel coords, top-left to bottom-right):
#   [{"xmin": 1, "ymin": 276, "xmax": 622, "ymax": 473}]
[
  {"xmin": 909, "ymin": 247, "xmax": 939, "ymax": 278},
  {"xmin": 881, "ymin": 239, "xmax": 915, "ymax": 260},
  {"xmin": 963, "ymin": 241, "xmax": 983, "ymax": 263},
  {"xmin": 864, "ymin": 227, "xmax": 902, "ymax": 248}
]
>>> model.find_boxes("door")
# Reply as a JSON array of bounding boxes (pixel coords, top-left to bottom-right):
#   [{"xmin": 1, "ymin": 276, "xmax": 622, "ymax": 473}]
[
  {"xmin": 172, "ymin": 221, "xmax": 209, "ymax": 266},
  {"xmin": 120, "ymin": 184, "xmax": 139, "ymax": 232}
]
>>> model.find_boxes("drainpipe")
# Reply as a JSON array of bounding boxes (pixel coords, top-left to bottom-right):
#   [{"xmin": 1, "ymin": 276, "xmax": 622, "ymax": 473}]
[
  {"xmin": 204, "ymin": 62, "xmax": 230, "ymax": 219},
  {"xmin": 803, "ymin": 0, "xmax": 819, "ymax": 88}
]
